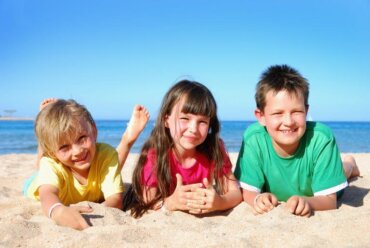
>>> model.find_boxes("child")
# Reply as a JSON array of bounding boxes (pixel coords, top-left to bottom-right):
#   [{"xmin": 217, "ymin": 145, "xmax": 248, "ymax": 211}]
[
  {"xmin": 24, "ymin": 99, "xmax": 149, "ymax": 230},
  {"xmin": 123, "ymin": 80, "xmax": 242, "ymax": 217},
  {"xmin": 35, "ymin": 98, "xmax": 150, "ymax": 170},
  {"xmin": 234, "ymin": 65, "xmax": 360, "ymax": 217}
]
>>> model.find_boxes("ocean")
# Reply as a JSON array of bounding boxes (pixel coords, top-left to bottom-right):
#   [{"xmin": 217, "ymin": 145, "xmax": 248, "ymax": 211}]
[{"xmin": 0, "ymin": 120, "xmax": 369, "ymax": 155}]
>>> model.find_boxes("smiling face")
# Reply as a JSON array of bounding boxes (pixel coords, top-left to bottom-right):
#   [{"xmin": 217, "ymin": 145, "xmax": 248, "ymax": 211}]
[
  {"xmin": 53, "ymin": 118, "xmax": 97, "ymax": 177},
  {"xmin": 165, "ymin": 98, "xmax": 210, "ymax": 156},
  {"xmin": 255, "ymin": 89, "xmax": 308, "ymax": 157}
]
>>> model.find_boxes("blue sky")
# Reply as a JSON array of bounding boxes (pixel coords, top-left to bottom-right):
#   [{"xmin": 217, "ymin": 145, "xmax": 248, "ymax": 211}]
[{"xmin": 1, "ymin": 0, "xmax": 369, "ymax": 121}]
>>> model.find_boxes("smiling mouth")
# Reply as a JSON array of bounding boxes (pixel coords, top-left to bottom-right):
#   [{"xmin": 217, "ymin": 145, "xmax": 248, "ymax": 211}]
[
  {"xmin": 280, "ymin": 129, "xmax": 297, "ymax": 134},
  {"xmin": 73, "ymin": 153, "xmax": 88, "ymax": 163},
  {"xmin": 184, "ymin": 136, "xmax": 198, "ymax": 141}
]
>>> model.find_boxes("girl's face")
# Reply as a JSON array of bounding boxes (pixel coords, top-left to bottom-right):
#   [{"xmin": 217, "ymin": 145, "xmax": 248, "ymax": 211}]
[
  {"xmin": 54, "ymin": 118, "xmax": 97, "ymax": 177},
  {"xmin": 165, "ymin": 99, "xmax": 210, "ymax": 155},
  {"xmin": 255, "ymin": 89, "xmax": 307, "ymax": 157}
]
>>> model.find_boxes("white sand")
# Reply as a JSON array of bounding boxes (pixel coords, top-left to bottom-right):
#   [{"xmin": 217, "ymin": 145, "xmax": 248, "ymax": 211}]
[{"xmin": 0, "ymin": 153, "xmax": 369, "ymax": 247}]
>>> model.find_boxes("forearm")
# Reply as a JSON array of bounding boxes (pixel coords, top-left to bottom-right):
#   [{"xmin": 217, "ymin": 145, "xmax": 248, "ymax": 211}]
[
  {"xmin": 217, "ymin": 189, "xmax": 242, "ymax": 211},
  {"xmin": 304, "ymin": 194, "xmax": 337, "ymax": 211},
  {"xmin": 39, "ymin": 186, "xmax": 63, "ymax": 217},
  {"xmin": 242, "ymin": 189, "xmax": 259, "ymax": 207},
  {"xmin": 102, "ymin": 193, "xmax": 123, "ymax": 209},
  {"xmin": 218, "ymin": 173, "xmax": 242, "ymax": 210}
]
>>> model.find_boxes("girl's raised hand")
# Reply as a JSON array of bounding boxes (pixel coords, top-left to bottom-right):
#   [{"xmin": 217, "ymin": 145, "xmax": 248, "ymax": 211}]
[{"xmin": 164, "ymin": 174, "xmax": 203, "ymax": 211}]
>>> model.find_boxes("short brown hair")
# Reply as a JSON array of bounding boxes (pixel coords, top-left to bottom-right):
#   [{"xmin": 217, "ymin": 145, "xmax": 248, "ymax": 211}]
[
  {"xmin": 34, "ymin": 99, "xmax": 95, "ymax": 159},
  {"xmin": 255, "ymin": 65, "xmax": 309, "ymax": 111}
]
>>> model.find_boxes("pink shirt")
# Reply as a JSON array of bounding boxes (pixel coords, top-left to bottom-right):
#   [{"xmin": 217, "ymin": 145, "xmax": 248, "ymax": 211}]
[{"xmin": 141, "ymin": 147, "xmax": 232, "ymax": 194}]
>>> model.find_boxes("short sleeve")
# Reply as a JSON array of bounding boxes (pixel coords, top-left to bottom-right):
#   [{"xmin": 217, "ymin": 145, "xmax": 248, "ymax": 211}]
[
  {"xmin": 99, "ymin": 149, "xmax": 124, "ymax": 198},
  {"xmin": 26, "ymin": 157, "xmax": 62, "ymax": 200},
  {"xmin": 37, "ymin": 157, "xmax": 62, "ymax": 188},
  {"xmin": 234, "ymin": 137, "xmax": 265, "ymax": 192},
  {"xmin": 312, "ymin": 135, "xmax": 347, "ymax": 194}
]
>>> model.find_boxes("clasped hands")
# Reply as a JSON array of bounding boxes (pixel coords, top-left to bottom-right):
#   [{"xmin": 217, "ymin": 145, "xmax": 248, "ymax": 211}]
[{"xmin": 163, "ymin": 174, "xmax": 222, "ymax": 214}]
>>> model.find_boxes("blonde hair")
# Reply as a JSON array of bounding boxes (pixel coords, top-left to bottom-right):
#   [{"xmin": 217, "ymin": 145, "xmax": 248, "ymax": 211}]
[{"xmin": 35, "ymin": 99, "xmax": 96, "ymax": 159}]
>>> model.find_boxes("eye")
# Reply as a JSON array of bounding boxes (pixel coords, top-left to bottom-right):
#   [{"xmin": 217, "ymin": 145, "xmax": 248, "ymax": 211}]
[
  {"xmin": 179, "ymin": 114, "xmax": 189, "ymax": 121},
  {"xmin": 78, "ymin": 135, "xmax": 87, "ymax": 143},
  {"xmin": 58, "ymin": 144, "xmax": 69, "ymax": 152},
  {"xmin": 293, "ymin": 110, "xmax": 305, "ymax": 115}
]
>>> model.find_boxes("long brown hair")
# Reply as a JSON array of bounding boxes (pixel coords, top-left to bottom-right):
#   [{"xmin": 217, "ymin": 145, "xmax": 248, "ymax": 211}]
[{"xmin": 123, "ymin": 80, "xmax": 227, "ymax": 217}]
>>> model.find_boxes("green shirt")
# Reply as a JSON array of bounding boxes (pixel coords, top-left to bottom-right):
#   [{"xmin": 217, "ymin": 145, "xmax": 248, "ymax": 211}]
[{"xmin": 234, "ymin": 122, "xmax": 347, "ymax": 201}]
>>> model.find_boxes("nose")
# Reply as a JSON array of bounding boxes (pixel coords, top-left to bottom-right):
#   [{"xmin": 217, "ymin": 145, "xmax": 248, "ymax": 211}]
[
  {"xmin": 283, "ymin": 114, "xmax": 294, "ymax": 126},
  {"xmin": 71, "ymin": 143, "xmax": 83, "ymax": 156},
  {"xmin": 188, "ymin": 120, "xmax": 198, "ymax": 133}
]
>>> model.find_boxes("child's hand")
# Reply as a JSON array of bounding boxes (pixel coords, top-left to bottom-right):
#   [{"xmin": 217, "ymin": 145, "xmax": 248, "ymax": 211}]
[
  {"xmin": 253, "ymin": 193, "xmax": 278, "ymax": 215},
  {"xmin": 52, "ymin": 205, "xmax": 93, "ymax": 230},
  {"xmin": 187, "ymin": 178, "xmax": 222, "ymax": 214},
  {"xmin": 286, "ymin": 196, "xmax": 311, "ymax": 217},
  {"xmin": 165, "ymin": 174, "xmax": 203, "ymax": 211}
]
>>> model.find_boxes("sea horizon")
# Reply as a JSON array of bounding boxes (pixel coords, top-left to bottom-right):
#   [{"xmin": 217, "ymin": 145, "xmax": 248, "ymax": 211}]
[{"xmin": 1, "ymin": 120, "xmax": 370, "ymax": 155}]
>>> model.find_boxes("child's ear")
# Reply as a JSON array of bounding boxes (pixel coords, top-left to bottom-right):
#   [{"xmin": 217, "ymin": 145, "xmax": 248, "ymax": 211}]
[
  {"xmin": 164, "ymin": 115, "xmax": 169, "ymax": 128},
  {"xmin": 254, "ymin": 108, "xmax": 266, "ymax": 126}
]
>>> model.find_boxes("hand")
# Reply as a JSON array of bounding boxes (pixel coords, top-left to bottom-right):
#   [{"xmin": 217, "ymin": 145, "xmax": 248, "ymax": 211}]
[
  {"xmin": 253, "ymin": 193, "xmax": 278, "ymax": 215},
  {"xmin": 164, "ymin": 174, "xmax": 203, "ymax": 211},
  {"xmin": 52, "ymin": 205, "xmax": 93, "ymax": 230},
  {"xmin": 187, "ymin": 178, "xmax": 223, "ymax": 214},
  {"xmin": 286, "ymin": 196, "xmax": 311, "ymax": 217}
]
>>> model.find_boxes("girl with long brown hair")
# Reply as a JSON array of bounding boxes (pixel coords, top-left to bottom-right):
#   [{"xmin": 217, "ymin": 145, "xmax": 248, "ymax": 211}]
[{"xmin": 123, "ymin": 80, "xmax": 242, "ymax": 217}]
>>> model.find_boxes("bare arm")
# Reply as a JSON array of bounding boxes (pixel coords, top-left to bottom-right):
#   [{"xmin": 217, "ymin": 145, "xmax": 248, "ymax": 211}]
[
  {"xmin": 209, "ymin": 173, "xmax": 242, "ymax": 211},
  {"xmin": 187, "ymin": 173, "xmax": 243, "ymax": 214},
  {"xmin": 102, "ymin": 192, "xmax": 123, "ymax": 209},
  {"xmin": 242, "ymin": 188, "xmax": 259, "ymax": 206},
  {"xmin": 39, "ymin": 185, "xmax": 92, "ymax": 230},
  {"xmin": 304, "ymin": 194, "xmax": 337, "ymax": 210}
]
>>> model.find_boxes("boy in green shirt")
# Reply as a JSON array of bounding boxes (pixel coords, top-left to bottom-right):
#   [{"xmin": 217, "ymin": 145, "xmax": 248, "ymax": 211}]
[{"xmin": 234, "ymin": 65, "xmax": 360, "ymax": 217}]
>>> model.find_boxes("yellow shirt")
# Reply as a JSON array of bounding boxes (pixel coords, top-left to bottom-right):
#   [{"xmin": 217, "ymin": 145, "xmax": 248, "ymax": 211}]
[{"xmin": 26, "ymin": 143, "xmax": 124, "ymax": 205}]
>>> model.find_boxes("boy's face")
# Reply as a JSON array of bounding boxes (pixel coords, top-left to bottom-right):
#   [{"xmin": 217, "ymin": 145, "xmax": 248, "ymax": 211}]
[
  {"xmin": 54, "ymin": 118, "xmax": 97, "ymax": 177},
  {"xmin": 255, "ymin": 89, "xmax": 308, "ymax": 157}
]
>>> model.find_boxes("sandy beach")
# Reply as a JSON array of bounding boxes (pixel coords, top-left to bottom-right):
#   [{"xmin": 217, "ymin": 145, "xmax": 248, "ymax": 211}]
[{"xmin": 0, "ymin": 153, "xmax": 369, "ymax": 247}]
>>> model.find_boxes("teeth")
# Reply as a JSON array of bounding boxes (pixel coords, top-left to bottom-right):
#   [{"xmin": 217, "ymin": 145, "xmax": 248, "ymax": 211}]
[
  {"xmin": 281, "ymin": 130, "xmax": 294, "ymax": 133},
  {"xmin": 74, "ymin": 153, "xmax": 87, "ymax": 163}
]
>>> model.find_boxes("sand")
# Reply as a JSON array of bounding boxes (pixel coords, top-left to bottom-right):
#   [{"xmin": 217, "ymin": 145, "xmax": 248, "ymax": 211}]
[{"xmin": 0, "ymin": 153, "xmax": 369, "ymax": 247}]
